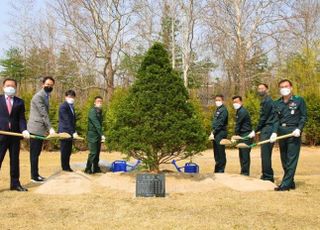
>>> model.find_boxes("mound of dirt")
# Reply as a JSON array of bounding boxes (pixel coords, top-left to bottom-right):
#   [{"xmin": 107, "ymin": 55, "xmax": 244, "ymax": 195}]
[
  {"xmin": 34, "ymin": 171, "xmax": 92, "ymax": 195},
  {"xmin": 34, "ymin": 170, "xmax": 276, "ymax": 195},
  {"xmin": 95, "ymin": 172, "xmax": 275, "ymax": 194},
  {"xmin": 214, "ymin": 173, "xmax": 276, "ymax": 191}
]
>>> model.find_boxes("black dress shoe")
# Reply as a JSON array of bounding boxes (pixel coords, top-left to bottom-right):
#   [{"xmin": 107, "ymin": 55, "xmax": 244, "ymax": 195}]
[
  {"xmin": 84, "ymin": 169, "xmax": 93, "ymax": 174},
  {"xmin": 31, "ymin": 176, "xmax": 45, "ymax": 183},
  {"xmin": 274, "ymin": 186, "xmax": 290, "ymax": 191},
  {"xmin": 10, "ymin": 185, "xmax": 28, "ymax": 192},
  {"xmin": 261, "ymin": 177, "xmax": 274, "ymax": 183},
  {"xmin": 93, "ymin": 168, "xmax": 102, "ymax": 173},
  {"xmin": 63, "ymin": 168, "xmax": 74, "ymax": 172},
  {"xmin": 291, "ymin": 182, "xmax": 296, "ymax": 190}
]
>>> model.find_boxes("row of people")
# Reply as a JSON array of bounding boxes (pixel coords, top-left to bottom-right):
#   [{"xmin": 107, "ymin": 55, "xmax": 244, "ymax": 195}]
[
  {"xmin": 211, "ymin": 79, "xmax": 307, "ymax": 191},
  {"xmin": 0, "ymin": 77, "xmax": 104, "ymax": 192}
]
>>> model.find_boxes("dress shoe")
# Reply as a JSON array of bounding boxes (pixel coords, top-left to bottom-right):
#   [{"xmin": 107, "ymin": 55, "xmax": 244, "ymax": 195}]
[
  {"xmin": 261, "ymin": 177, "xmax": 274, "ymax": 183},
  {"xmin": 31, "ymin": 176, "xmax": 45, "ymax": 183},
  {"xmin": 93, "ymin": 167, "xmax": 102, "ymax": 173},
  {"xmin": 10, "ymin": 185, "xmax": 28, "ymax": 192},
  {"xmin": 63, "ymin": 168, "xmax": 73, "ymax": 172},
  {"xmin": 84, "ymin": 169, "xmax": 93, "ymax": 174},
  {"xmin": 274, "ymin": 186, "xmax": 290, "ymax": 191},
  {"xmin": 291, "ymin": 182, "xmax": 296, "ymax": 190}
]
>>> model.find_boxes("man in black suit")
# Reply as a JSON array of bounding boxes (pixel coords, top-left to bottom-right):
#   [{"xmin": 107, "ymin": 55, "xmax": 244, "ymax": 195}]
[
  {"xmin": 58, "ymin": 90, "xmax": 78, "ymax": 172},
  {"xmin": 0, "ymin": 78, "xmax": 30, "ymax": 191}
]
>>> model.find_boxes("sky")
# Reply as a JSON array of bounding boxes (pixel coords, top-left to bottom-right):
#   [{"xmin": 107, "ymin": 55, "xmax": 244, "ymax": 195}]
[{"xmin": 0, "ymin": 0, "xmax": 12, "ymax": 57}]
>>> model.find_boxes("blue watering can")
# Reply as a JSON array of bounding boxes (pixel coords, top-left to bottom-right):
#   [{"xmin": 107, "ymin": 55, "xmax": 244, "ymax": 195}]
[
  {"xmin": 172, "ymin": 160, "xmax": 199, "ymax": 173},
  {"xmin": 111, "ymin": 160, "xmax": 141, "ymax": 172}
]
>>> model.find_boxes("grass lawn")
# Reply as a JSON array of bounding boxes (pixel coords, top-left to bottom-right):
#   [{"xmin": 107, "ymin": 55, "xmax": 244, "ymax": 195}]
[{"xmin": 0, "ymin": 145, "xmax": 319, "ymax": 229}]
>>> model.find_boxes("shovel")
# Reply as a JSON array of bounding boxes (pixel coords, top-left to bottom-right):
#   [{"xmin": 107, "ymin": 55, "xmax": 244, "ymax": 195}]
[
  {"xmin": 0, "ymin": 130, "xmax": 47, "ymax": 140},
  {"xmin": 46, "ymin": 132, "xmax": 72, "ymax": 140},
  {"xmin": 236, "ymin": 133, "xmax": 294, "ymax": 148},
  {"xmin": 220, "ymin": 132, "xmax": 261, "ymax": 146}
]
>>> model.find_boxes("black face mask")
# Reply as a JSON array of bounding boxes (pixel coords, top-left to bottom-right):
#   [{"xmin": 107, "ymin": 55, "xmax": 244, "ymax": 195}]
[
  {"xmin": 258, "ymin": 91, "xmax": 266, "ymax": 97},
  {"xmin": 44, "ymin": 86, "xmax": 53, "ymax": 93}
]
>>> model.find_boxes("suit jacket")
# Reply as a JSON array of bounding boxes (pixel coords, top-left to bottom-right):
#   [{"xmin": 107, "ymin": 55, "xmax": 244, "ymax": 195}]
[
  {"xmin": 87, "ymin": 107, "xmax": 103, "ymax": 143},
  {"xmin": 58, "ymin": 101, "xmax": 76, "ymax": 135},
  {"xmin": 27, "ymin": 89, "xmax": 51, "ymax": 136},
  {"xmin": 0, "ymin": 94, "xmax": 27, "ymax": 141}
]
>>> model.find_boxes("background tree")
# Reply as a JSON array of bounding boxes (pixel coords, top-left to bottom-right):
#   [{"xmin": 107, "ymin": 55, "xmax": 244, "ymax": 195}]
[
  {"xmin": 0, "ymin": 47, "xmax": 26, "ymax": 87},
  {"xmin": 106, "ymin": 43, "xmax": 207, "ymax": 171}
]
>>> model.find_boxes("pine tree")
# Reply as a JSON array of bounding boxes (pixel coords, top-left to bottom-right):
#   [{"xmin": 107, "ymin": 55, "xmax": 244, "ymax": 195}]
[
  {"xmin": 106, "ymin": 43, "xmax": 207, "ymax": 172},
  {"xmin": 0, "ymin": 48, "xmax": 26, "ymax": 84}
]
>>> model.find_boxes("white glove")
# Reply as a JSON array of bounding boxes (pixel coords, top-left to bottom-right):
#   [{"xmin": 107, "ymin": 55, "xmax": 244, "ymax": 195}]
[
  {"xmin": 22, "ymin": 130, "xmax": 30, "ymax": 139},
  {"xmin": 248, "ymin": 130, "xmax": 255, "ymax": 138},
  {"xmin": 49, "ymin": 128, "xmax": 56, "ymax": 135},
  {"xmin": 72, "ymin": 132, "xmax": 79, "ymax": 138},
  {"xmin": 208, "ymin": 132, "xmax": 214, "ymax": 141},
  {"xmin": 270, "ymin": 133, "xmax": 277, "ymax": 143},
  {"xmin": 292, "ymin": 129, "xmax": 301, "ymax": 137},
  {"xmin": 101, "ymin": 135, "xmax": 106, "ymax": 142}
]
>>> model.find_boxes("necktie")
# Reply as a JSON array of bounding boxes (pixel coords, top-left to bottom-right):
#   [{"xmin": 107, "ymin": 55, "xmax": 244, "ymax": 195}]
[
  {"xmin": 6, "ymin": 96, "xmax": 12, "ymax": 129},
  {"xmin": 45, "ymin": 94, "xmax": 49, "ymax": 108},
  {"xmin": 6, "ymin": 96, "xmax": 12, "ymax": 114},
  {"xmin": 70, "ymin": 104, "xmax": 74, "ymax": 115}
]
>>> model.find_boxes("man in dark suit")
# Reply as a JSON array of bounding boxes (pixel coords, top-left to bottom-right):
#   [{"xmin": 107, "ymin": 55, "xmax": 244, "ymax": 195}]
[
  {"xmin": 58, "ymin": 90, "xmax": 78, "ymax": 172},
  {"xmin": 28, "ymin": 76, "xmax": 56, "ymax": 183},
  {"xmin": 0, "ymin": 78, "xmax": 30, "ymax": 191}
]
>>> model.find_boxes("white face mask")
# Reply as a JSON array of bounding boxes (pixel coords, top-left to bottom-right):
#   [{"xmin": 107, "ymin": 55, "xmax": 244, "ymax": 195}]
[
  {"xmin": 215, "ymin": 101, "xmax": 223, "ymax": 107},
  {"xmin": 280, "ymin": 87, "xmax": 291, "ymax": 96},
  {"xmin": 3, "ymin": 86, "xmax": 16, "ymax": 96},
  {"xmin": 233, "ymin": 103, "xmax": 241, "ymax": 110},
  {"xmin": 66, "ymin": 98, "xmax": 75, "ymax": 104},
  {"xmin": 95, "ymin": 103, "xmax": 102, "ymax": 108}
]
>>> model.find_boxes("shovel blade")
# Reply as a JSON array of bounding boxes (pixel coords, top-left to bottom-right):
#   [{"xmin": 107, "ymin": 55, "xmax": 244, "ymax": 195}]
[
  {"xmin": 236, "ymin": 143, "xmax": 251, "ymax": 148},
  {"xmin": 220, "ymin": 139, "xmax": 233, "ymax": 145},
  {"xmin": 231, "ymin": 135, "xmax": 243, "ymax": 140}
]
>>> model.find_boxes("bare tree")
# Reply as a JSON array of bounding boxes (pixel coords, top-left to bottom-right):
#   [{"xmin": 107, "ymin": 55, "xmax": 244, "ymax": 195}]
[
  {"xmin": 53, "ymin": 0, "xmax": 133, "ymax": 101},
  {"xmin": 203, "ymin": 0, "xmax": 284, "ymax": 96}
]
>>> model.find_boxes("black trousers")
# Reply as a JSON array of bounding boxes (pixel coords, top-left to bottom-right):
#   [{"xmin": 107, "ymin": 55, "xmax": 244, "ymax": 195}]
[
  {"xmin": 60, "ymin": 139, "xmax": 73, "ymax": 170},
  {"xmin": 238, "ymin": 138, "xmax": 252, "ymax": 176},
  {"xmin": 0, "ymin": 137, "xmax": 21, "ymax": 187},
  {"xmin": 30, "ymin": 138, "xmax": 44, "ymax": 178},
  {"xmin": 260, "ymin": 126, "xmax": 274, "ymax": 181},
  {"xmin": 213, "ymin": 131, "xmax": 227, "ymax": 173}
]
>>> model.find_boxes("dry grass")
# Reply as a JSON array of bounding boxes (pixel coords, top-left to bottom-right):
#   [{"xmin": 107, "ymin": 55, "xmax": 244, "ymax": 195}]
[{"xmin": 0, "ymin": 146, "xmax": 320, "ymax": 229}]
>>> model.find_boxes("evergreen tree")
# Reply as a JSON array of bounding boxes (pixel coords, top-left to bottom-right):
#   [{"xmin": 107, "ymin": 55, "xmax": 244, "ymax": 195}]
[
  {"xmin": 0, "ymin": 47, "xmax": 26, "ymax": 84},
  {"xmin": 106, "ymin": 43, "xmax": 207, "ymax": 172}
]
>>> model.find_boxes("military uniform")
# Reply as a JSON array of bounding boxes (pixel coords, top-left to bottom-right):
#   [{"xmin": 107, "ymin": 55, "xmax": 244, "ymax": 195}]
[
  {"xmin": 235, "ymin": 106, "xmax": 252, "ymax": 176},
  {"xmin": 212, "ymin": 104, "xmax": 228, "ymax": 173},
  {"xmin": 85, "ymin": 107, "xmax": 104, "ymax": 173},
  {"xmin": 273, "ymin": 95, "xmax": 307, "ymax": 189},
  {"xmin": 255, "ymin": 95, "xmax": 276, "ymax": 182}
]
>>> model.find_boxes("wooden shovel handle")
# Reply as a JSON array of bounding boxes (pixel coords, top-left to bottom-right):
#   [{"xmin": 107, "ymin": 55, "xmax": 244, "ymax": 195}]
[
  {"xmin": 0, "ymin": 130, "xmax": 46, "ymax": 140},
  {"xmin": 255, "ymin": 133, "xmax": 294, "ymax": 146}
]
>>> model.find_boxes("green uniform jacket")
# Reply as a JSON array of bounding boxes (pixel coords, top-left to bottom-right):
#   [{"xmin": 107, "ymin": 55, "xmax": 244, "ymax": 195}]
[
  {"xmin": 235, "ymin": 106, "xmax": 252, "ymax": 136},
  {"xmin": 212, "ymin": 104, "xmax": 228, "ymax": 142},
  {"xmin": 273, "ymin": 95, "xmax": 307, "ymax": 134},
  {"xmin": 255, "ymin": 95, "xmax": 276, "ymax": 132},
  {"xmin": 87, "ymin": 107, "xmax": 103, "ymax": 143}
]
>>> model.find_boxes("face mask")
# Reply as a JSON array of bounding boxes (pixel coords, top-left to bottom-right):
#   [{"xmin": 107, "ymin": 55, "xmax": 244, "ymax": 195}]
[
  {"xmin": 233, "ymin": 103, "xmax": 241, "ymax": 110},
  {"xmin": 280, "ymin": 87, "xmax": 291, "ymax": 96},
  {"xmin": 66, "ymin": 98, "xmax": 75, "ymax": 104},
  {"xmin": 215, "ymin": 101, "xmax": 223, "ymax": 107},
  {"xmin": 257, "ymin": 91, "xmax": 266, "ymax": 97},
  {"xmin": 44, "ymin": 86, "xmax": 53, "ymax": 93},
  {"xmin": 95, "ymin": 103, "xmax": 102, "ymax": 108},
  {"xmin": 3, "ymin": 86, "xmax": 16, "ymax": 96}
]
